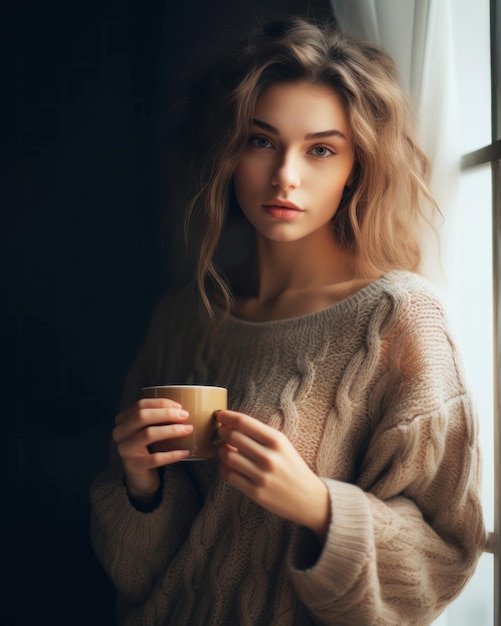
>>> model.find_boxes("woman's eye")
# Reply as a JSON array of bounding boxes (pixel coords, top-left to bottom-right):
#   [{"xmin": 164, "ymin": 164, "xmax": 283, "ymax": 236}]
[
  {"xmin": 250, "ymin": 136, "xmax": 272, "ymax": 149},
  {"xmin": 309, "ymin": 145, "xmax": 334, "ymax": 158}
]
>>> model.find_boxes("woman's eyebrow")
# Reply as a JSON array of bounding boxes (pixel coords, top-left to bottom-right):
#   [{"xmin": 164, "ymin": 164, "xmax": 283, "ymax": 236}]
[
  {"xmin": 305, "ymin": 129, "xmax": 347, "ymax": 141},
  {"xmin": 252, "ymin": 119, "xmax": 279, "ymax": 134},
  {"xmin": 252, "ymin": 118, "xmax": 346, "ymax": 141}
]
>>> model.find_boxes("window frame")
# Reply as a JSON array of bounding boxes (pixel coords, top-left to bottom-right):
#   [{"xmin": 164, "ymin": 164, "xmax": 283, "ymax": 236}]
[{"xmin": 460, "ymin": 0, "xmax": 500, "ymax": 622}]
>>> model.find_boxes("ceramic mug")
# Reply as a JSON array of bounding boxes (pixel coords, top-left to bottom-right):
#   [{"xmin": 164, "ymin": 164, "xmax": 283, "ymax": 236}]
[{"xmin": 140, "ymin": 385, "xmax": 227, "ymax": 460}]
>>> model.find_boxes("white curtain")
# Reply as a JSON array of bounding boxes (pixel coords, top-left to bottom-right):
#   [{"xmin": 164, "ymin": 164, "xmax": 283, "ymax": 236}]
[{"xmin": 330, "ymin": 0, "xmax": 460, "ymax": 298}]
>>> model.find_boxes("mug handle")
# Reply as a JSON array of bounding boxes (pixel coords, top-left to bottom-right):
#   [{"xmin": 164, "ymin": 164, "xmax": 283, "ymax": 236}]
[{"xmin": 211, "ymin": 410, "xmax": 224, "ymax": 446}]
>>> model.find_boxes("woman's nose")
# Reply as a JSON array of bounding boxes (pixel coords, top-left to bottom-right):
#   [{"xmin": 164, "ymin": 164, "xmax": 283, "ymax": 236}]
[{"xmin": 271, "ymin": 153, "xmax": 300, "ymax": 190}]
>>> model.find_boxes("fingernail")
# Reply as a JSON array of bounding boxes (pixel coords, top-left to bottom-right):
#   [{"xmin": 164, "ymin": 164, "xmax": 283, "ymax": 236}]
[{"xmin": 179, "ymin": 410, "xmax": 189, "ymax": 418}]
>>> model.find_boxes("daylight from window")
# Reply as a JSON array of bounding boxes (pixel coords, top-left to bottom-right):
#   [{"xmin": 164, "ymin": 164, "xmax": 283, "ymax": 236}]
[{"xmin": 435, "ymin": 1, "xmax": 494, "ymax": 624}]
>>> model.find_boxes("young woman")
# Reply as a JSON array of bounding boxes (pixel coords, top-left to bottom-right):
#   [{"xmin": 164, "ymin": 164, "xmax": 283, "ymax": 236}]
[{"xmin": 90, "ymin": 17, "xmax": 486, "ymax": 625}]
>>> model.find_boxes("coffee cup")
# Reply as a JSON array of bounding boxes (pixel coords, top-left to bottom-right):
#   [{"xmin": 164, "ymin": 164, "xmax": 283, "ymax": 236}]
[{"xmin": 140, "ymin": 385, "xmax": 227, "ymax": 460}]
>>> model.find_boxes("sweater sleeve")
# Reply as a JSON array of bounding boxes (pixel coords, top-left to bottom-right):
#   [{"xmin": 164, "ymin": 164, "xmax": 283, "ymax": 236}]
[
  {"xmin": 90, "ymin": 463, "xmax": 201, "ymax": 604},
  {"xmin": 287, "ymin": 286, "xmax": 486, "ymax": 625},
  {"xmin": 89, "ymin": 289, "xmax": 204, "ymax": 604}
]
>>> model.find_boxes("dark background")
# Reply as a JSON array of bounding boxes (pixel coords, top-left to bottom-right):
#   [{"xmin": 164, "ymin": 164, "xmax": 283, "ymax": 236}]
[{"xmin": 3, "ymin": 1, "xmax": 333, "ymax": 624}]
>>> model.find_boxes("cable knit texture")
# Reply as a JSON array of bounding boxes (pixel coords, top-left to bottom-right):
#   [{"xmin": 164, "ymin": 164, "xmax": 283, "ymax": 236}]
[{"xmin": 90, "ymin": 270, "xmax": 485, "ymax": 625}]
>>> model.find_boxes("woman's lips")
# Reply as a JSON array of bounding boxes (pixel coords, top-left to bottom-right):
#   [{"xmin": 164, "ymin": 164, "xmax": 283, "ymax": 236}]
[{"xmin": 262, "ymin": 200, "xmax": 303, "ymax": 220}]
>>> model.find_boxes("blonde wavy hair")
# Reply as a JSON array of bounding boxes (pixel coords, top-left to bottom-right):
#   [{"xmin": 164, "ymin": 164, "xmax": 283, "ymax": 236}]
[{"xmin": 181, "ymin": 16, "xmax": 438, "ymax": 316}]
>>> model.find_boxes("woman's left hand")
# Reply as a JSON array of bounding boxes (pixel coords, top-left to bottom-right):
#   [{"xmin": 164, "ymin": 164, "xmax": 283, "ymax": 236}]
[{"xmin": 217, "ymin": 410, "xmax": 331, "ymax": 539}]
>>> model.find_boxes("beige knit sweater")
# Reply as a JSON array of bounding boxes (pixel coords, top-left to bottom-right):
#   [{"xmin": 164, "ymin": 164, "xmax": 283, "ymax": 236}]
[{"xmin": 90, "ymin": 270, "xmax": 485, "ymax": 625}]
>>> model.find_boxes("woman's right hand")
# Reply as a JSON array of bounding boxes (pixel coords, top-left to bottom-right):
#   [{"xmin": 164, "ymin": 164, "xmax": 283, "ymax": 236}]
[{"xmin": 112, "ymin": 398, "xmax": 193, "ymax": 503}]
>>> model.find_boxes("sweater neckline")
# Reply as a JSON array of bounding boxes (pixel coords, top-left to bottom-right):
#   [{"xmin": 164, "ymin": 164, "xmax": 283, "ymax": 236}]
[{"xmin": 215, "ymin": 270, "xmax": 402, "ymax": 329}]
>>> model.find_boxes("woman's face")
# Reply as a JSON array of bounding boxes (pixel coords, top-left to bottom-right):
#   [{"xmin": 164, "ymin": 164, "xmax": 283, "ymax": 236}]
[{"xmin": 233, "ymin": 81, "xmax": 355, "ymax": 245}]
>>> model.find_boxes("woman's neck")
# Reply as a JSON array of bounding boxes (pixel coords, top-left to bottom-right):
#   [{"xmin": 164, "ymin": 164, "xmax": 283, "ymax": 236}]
[
  {"xmin": 233, "ymin": 231, "xmax": 368, "ymax": 322},
  {"xmin": 257, "ymin": 231, "xmax": 356, "ymax": 297}
]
